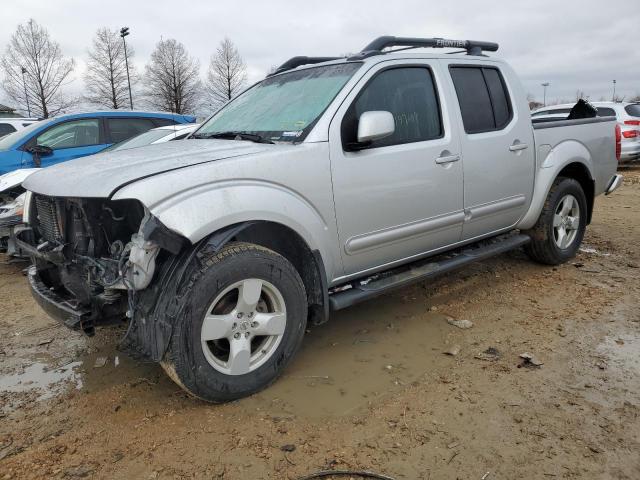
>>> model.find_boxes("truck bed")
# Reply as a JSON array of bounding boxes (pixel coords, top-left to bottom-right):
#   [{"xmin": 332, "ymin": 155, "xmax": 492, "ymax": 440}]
[{"xmin": 532, "ymin": 116, "xmax": 617, "ymax": 196}]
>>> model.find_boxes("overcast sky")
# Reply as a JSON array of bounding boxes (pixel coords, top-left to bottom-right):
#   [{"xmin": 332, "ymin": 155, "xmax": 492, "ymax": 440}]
[{"xmin": 1, "ymin": 0, "xmax": 639, "ymax": 110}]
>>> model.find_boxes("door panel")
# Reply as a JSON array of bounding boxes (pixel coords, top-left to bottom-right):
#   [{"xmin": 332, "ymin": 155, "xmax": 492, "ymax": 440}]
[
  {"xmin": 444, "ymin": 61, "xmax": 535, "ymax": 240},
  {"xmin": 329, "ymin": 61, "xmax": 464, "ymax": 277}
]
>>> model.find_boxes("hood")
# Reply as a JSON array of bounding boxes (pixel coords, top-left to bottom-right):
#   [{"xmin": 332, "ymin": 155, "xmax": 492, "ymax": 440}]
[
  {"xmin": 23, "ymin": 140, "xmax": 273, "ymax": 198},
  {"xmin": 0, "ymin": 168, "xmax": 40, "ymax": 195}
]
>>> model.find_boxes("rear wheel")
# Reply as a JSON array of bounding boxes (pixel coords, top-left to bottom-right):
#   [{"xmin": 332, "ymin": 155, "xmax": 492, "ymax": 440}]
[
  {"xmin": 161, "ymin": 242, "xmax": 307, "ymax": 402},
  {"xmin": 525, "ymin": 177, "xmax": 587, "ymax": 265}
]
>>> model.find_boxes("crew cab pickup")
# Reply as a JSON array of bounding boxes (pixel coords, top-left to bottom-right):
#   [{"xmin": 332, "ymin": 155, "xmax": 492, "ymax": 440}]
[{"xmin": 19, "ymin": 36, "xmax": 623, "ymax": 402}]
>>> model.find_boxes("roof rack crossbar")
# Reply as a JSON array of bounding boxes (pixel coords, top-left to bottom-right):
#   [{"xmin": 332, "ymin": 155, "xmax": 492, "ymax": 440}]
[
  {"xmin": 360, "ymin": 36, "xmax": 499, "ymax": 56},
  {"xmin": 268, "ymin": 56, "xmax": 342, "ymax": 76}
]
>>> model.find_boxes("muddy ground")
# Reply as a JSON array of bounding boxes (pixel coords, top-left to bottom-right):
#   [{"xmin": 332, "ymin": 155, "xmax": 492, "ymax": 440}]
[{"xmin": 1, "ymin": 168, "xmax": 639, "ymax": 480}]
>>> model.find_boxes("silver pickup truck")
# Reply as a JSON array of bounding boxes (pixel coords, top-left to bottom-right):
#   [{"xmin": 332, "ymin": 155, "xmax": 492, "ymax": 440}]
[{"xmin": 19, "ymin": 36, "xmax": 622, "ymax": 402}]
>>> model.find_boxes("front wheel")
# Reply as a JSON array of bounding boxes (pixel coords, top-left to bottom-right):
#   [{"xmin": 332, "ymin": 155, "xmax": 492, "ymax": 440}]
[
  {"xmin": 525, "ymin": 177, "xmax": 588, "ymax": 265},
  {"xmin": 161, "ymin": 242, "xmax": 307, "ymax": 402}
]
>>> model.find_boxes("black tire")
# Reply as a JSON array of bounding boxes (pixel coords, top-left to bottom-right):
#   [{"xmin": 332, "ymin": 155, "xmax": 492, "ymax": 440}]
[
  {"xmin": 161, "ymin": 242, "xmax": 307, "ymax": 402},
  {"xmin": 524, "ymin": 177, "xmax": 587, "ymax": 265}
]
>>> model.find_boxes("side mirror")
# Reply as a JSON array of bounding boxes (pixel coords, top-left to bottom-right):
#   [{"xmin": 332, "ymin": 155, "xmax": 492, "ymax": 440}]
[
  {"xmin": 357, "ymin": 111, "xmax": 395, "ymax": 144},
  {"xmin": 27, "ymin": 144, "xmax": 53, "ymax": 157},
  {"xmin": 26, "ymin": 144, "xmax": 53, "ymax": 167}
]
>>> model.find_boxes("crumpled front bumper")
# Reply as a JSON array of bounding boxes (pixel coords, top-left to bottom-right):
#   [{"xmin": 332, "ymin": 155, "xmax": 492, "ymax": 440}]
[{"xmin": 27, "ymin": 266, "xmax": 91, "ymax": 330}]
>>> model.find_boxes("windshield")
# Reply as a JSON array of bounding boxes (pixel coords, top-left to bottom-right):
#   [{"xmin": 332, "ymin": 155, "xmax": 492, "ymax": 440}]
[
  {"xmin": 103, "ymin": 128, "xmax": 172, "ymax": 152},
  {"xmin": 196, "ymin": 62, "xmax": 362, "ymax": 142},
  {"xmin": 625, "ymin": 104, "xmax": 640, "ymax": 117},
  {"xmin": 0, "ymin": 118, "xmax": 50, "ymax": 151}
]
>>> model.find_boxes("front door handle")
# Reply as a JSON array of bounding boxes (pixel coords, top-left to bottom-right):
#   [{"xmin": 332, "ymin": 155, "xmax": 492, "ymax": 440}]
[
  {"xmin": 509, "ymin": 142, "xmax": 529, "ymax": 152},
  {"xmin": 435, "ymin": 154, "xmax": 461, "ymax": 164}
]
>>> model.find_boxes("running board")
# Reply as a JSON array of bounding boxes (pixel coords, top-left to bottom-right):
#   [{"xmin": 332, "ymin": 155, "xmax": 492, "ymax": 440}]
[{"xmin": 329, "ymin": 233, "xmax": 531, "ymax": 311}]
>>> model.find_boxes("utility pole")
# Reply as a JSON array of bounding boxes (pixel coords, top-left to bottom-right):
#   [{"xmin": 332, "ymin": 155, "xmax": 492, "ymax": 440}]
[
  {"xmin": 21, "ymin": 66, "xmax": 31, "ymax": 117},
  {"xmin": 612, "ymin": 79, "xmax": 616, "ymax": 102},
  {"xmin": 120, "ymin": 27, "xmax": 134, "ymax": 110},
  {"xmin": 541, "ymin": 82, "xmax": 550, "ymax": 107}
]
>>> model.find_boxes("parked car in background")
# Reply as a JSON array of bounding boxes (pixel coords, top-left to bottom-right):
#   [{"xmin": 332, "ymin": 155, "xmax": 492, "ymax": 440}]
[
  {"xmin": 0, "ymin": 123, "xmax": 200, "ymax": 256},
  {"xmin": 0, "ymin": 110, "xmax": 197, "ymax": 175},
  {"xmin": 19, "ymin": 35, "xmax": 621, "ymax": 403},
  {"xmin": 533, "ymin": 101, "xmax": 640, "ymax": 162},
  {"xmin": 103, "ymin": 123, "xmax": 200, "ymax": 152},
  {"xmin": 531, "ymin": 105, "xmax": 574, "ymax": 122},
  {"xmin": 0, "ymin": 118, "xmax": 39, "ymax": 138}
]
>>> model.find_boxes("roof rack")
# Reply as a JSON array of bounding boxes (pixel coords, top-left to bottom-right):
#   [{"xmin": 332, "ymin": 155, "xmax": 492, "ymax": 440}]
[
  {"xmin": 352, "ymin": 35, "xmax": 499, "ymax": 58},
  {"xmin": 268, "ymin": 56, "xmax": 342, "ymax": 77},
  {"xmin": 266, "ymin": 35, "xmax": 499, "ymax": 77}
]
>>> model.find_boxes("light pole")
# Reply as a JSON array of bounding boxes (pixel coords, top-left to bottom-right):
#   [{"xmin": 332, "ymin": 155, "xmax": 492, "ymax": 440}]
[
  {"xmin": 612, "ymin": 79, "xmax": 616, "ymax": 102},
  {"xmin": 120, "ymin": 27, "xmax": 133, "ymax": 110},
  {"xmin": 20, "ymin": 67, "xmax": 31, "ymax": 117},
  {"xmin": 541, "ymin": 82, "xmax": 550, "ymax": 107}
]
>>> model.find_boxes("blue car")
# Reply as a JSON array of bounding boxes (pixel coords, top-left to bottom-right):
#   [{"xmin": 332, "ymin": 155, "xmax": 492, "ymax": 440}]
[{"xmin": 0, "ymin": 111, "xmax": 196, "ymax": 174}]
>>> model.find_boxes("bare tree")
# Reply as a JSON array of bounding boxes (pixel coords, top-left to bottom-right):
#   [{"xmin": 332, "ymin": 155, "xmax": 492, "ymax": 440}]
[
  {"xmin": 84, "ymin": 28, "xmax": 134, "ymax": 109},
  {"xmin": 630, "ymin": 93, "xmax": 640, "ymax": 102},
  {"xmin": 1, "ymin": 19, "xmax": 75, "ymax": 118},
  {"xmin": 205, "ymin": 38, "xmax": 247, "ymax": 107},
  {"xmin": 143, "ymin": 38, "xmax": 201, "ymax": 114}
]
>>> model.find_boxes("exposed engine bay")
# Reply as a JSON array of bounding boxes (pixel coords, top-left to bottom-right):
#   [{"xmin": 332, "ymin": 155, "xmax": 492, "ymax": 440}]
[{"xmin": 22, "ymin": 194, "xmax": 184, "ymax": 334}]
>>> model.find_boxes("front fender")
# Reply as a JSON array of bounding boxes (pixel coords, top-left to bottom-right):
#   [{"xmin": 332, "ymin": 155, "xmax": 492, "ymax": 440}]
[
  {"xmin": 517, "ymin": 139, "xmax": 594, "ymax": 230},
  {"xmin": 115, "ymin": 180, "xmax": 339, "ymax": 280}
]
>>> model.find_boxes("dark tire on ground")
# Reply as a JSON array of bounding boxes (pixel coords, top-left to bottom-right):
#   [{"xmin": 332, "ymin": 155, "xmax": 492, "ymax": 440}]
[
  {"xmin": 524, "ymin": 176, "xmax": 588, "ymax": 265},
  {"xmin": 160, "ymin": 242, "xmax": 307, "ymax": 403}
]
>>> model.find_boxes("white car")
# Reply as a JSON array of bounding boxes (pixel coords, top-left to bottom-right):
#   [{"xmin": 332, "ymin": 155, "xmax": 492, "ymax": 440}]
[
  {"xmin": 104, "ymin": 123, "xmax": 200, "ymax": 152},
  {"xmin": 0, "ymin": 118, "xmax": 39, "ymax": 138},
  {"xmin": 533, "ymin": 102, "xmax": 640, "ymax": 162}
]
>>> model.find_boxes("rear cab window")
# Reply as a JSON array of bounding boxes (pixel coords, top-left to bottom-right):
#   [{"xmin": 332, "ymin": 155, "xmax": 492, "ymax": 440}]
[
  {"xmin": 107, "ymin": 118, "xmax": 156, "ymax": 143},
  {"xmin": 532, "ymin": 108, "xmax": 571, "ymax": 117},
  {"xmin": 449, "ymin": 65, "xmax": 513, "ymax": 134}
]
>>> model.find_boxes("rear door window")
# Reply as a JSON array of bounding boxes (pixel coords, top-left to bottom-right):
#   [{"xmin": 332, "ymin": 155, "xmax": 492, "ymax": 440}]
[
  {"xmin": 0, "ymin": 123, "xmax": 16, "ymax": 137},
  {"xmin": 152, "ymin": 118, "xmax": 178, "ymax": 127},
  {"xmin": 450, "ymin": 66, "xmax": 513, "ymax": 134},
  {"xmin": 107, "ymin": 117, "xmax": 156, "ymax": 143}
]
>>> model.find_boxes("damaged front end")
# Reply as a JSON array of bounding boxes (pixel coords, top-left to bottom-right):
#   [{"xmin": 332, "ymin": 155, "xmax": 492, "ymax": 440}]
[{"xmin": 20, "ymin": 193, "xmax": 186, "ymax": 336}]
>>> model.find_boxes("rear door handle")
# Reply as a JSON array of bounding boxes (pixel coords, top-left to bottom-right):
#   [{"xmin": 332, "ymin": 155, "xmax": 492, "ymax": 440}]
[
  {"xmin": 509, "ymin": 143, "xmax": 529, "ymax": 152},
  {"xmin": 435, "ymin": 154, "xmax": 461, "ymax": 164}
]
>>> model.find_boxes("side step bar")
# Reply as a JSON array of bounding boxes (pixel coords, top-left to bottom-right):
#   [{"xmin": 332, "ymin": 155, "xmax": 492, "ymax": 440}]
[{"xmin": 329, "ymin": 233, "xmax": 531, "ymax": 311}]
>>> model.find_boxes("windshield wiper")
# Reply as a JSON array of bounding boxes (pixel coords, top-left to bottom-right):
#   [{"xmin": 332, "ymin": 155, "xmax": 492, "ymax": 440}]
[{"xmin": 191, "ymin": 131, "xmax": 274, "ymax": 144}]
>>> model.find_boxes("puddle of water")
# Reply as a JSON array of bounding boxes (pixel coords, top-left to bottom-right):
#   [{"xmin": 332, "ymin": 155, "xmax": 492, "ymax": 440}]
[
  {"xmin": 241, "ymin": 291, "xmax": 453, "ymax": 417},
  {"xmin": 0, "ymin": 361, "xmax": 83, "ymax": 401}
]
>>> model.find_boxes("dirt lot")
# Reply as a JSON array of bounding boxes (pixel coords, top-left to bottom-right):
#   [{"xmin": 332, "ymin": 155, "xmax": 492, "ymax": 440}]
[{"xmin": 1, "ymin": 169, "xmax": 639, "ymax": 480}]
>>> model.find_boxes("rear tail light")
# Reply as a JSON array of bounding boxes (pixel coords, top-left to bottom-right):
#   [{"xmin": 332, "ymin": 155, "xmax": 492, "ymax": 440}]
[
  {"xmin": 622, "ymin": 130, "xmax": 638, "ymax": 138},
  {"xmin": 624, "ymin": 120, "xmax": 640, "ymax": 126},
  {"xmin": 615, "ymin": 124, "xmax": 621, "ymax": 161}
]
